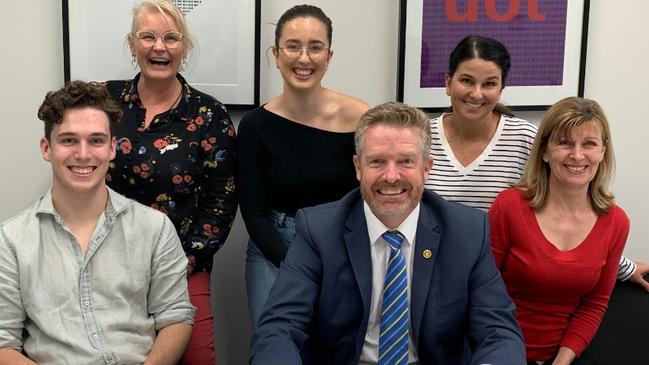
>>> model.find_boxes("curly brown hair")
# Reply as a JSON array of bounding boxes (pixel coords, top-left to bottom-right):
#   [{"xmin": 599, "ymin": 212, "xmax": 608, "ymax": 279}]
[{"xmin": 37, "ymin": 81, "xmax": 122, "ymax": 140}]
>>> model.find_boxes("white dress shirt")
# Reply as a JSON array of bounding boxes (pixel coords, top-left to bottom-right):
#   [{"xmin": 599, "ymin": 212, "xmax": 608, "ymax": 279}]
[{"xmin": 358, "ymin": 202, "xmax": 420, "ymax": 365}]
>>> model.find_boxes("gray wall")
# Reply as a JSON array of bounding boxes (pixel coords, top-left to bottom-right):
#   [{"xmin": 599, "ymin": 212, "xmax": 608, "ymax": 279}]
[{"xmin": 1, "ymin": 1, "xmax": 648, "ymax": 364}]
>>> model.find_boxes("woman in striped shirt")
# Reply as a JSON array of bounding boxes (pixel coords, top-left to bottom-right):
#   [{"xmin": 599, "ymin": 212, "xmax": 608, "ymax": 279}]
[{"xmin": 425, "ymin": 35, "xmax": 643, "ymax": 291}]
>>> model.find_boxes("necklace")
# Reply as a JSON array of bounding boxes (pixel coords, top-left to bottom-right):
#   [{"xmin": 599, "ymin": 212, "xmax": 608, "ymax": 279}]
[
  {"xmin": 166, "ymin": 84, "xmax": 183, "ymax": 112},
  {"xmin": 139, "ymin": 79, "xmax": 183, "ymax": 111},
  {"xmin": 141, "ymin": 83, "xmax": 183, "ymax": 129}
]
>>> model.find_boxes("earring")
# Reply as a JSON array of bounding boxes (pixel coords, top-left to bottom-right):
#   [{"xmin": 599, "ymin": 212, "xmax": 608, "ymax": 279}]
[
  {"xmin": 181, "ymin": 57, "xmax": 188, "ymax": 72},
  {"xmin": 276, "ymin": 63, "xmax": 279, "ymax": 69},
  {"xmin": 131, "ymin": 55, "xmax": 138, "ymax": 70}
]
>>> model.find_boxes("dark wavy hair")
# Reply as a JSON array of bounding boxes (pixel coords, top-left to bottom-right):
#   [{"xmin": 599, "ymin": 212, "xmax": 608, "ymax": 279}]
[{"xmin": 37, "ymin": 81, "xmax": 122, "ymax": 140}]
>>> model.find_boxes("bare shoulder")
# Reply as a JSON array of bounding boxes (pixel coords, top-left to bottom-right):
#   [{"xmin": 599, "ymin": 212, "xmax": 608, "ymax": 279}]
[
  {"xmin": 325, "ymin": 89, "xmax": 369, "ymax": 130},
  {"xmin": 336, "ymin": 91, "xmax": 369, "ymax": 118}
]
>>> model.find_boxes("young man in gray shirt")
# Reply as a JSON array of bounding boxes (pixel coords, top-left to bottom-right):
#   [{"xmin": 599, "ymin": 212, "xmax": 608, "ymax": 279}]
[{"xmin": 0, "ymin": 81, "xmax": 195, "ymax": 364}]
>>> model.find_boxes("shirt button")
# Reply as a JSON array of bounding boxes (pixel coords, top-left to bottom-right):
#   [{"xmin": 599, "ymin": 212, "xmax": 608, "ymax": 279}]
[
  {"xmin": 93, "ymin": 333, "xmax": 98, "ymax": 339},
  {"xmin": 84, "ymin": 301, "xmax": 90, "ymax": 306}
]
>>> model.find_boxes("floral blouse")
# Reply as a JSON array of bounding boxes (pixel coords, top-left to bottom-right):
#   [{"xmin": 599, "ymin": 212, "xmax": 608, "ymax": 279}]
[{"xmin": 105, "ymin": 73, "xmax": 237, "ymax": 274}]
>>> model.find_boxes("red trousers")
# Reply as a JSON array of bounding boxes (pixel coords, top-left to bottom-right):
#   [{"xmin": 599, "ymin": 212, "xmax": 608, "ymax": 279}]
[{"xmin": 180, "ymin": 272, "xmax": 217, "ymax": 365}]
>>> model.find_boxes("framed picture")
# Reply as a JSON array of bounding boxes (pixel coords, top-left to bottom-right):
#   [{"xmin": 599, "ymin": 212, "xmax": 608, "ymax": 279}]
[
  {"xmin": 397, "ymin": 0, "xmax": 589, "ymax": 112},
  {"xmin": 63, "ymin": 0, "xmax": 260, "ymax": 109}
]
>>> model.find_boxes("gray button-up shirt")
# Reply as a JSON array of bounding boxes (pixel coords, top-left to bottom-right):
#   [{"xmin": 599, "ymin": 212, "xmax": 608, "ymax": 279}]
[{"xmin": 0, "ymin": 188, "xmax": 195, "ymax": 364}]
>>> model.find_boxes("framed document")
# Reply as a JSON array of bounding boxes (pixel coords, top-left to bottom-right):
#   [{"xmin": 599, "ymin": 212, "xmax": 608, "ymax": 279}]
[
  {"xmin": 63, "ymin": 0, "xmax": 260, "ymax": 108},
  {"xmin": 398, "ymin": 0, "xmax": 589, "ymax": 111}
]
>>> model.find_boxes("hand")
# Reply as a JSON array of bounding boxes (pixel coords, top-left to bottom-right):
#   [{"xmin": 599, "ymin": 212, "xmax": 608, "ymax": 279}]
[
  {"xmin": 551, "ymin": 346, "xmax": 576, "ymax": 365},
  {"xmin": 186, "ymin": 255, "xmax": 196, "ymax": 277},
  {"xmin": 628, "ymin": 261, "xmax": 649, "ymax": 292}
]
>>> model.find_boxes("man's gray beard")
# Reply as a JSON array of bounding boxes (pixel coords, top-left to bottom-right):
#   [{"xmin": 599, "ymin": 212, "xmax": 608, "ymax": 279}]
[{"xmin": 364, "ymin": 196, "xmax": 418, "ymax": 218}]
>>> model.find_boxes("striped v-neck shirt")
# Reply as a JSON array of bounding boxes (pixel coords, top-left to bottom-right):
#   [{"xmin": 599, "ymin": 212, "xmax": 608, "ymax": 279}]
[{"xmin": 426, "ymin": 113, "xmax": 537, "ymax": 211}]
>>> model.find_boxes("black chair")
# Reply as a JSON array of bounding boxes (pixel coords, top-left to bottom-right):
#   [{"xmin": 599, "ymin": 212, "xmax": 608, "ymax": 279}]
[{"xmin": 576, "ymin": 276, "xmax": 649, "ymax": 365}]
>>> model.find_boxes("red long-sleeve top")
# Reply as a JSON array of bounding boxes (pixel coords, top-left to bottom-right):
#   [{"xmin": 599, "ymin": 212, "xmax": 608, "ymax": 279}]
[{"xmin": 489, "ymin": 188, "xmax": 629, "ymax": 361}]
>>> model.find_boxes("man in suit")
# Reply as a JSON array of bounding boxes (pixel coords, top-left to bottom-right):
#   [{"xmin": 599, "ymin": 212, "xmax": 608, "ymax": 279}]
[{"xmin": 250, "ymin": 102, "xmax": 524, "ymax": 365}]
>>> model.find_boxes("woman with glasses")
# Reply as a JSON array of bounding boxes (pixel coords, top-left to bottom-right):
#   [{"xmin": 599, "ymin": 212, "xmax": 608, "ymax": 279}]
[
  {"xmin": 105, "ymin": 0, "xmax": 237, "ymax": 363},
  {"xmin": 236, "ymin": 4, "xmax": 369, "ymax": 328},
  {"xmin": 489, "ymin": 97, "xmax": 629, "ymax": 364}
]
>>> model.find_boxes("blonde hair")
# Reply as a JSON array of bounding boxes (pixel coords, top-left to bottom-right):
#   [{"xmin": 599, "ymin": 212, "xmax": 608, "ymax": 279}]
[
  {"xmin": 128, "ymin": 0, "xmax": 195, "ymax": 55},
  {"xmin": 519, "ymin": 97, "xmax": 615, "ymax": 214}
]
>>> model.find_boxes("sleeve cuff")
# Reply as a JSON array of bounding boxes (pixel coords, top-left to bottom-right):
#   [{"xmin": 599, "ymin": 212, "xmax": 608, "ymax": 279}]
[{"xmin": 618, "ymin": 256, "xmax": 636, "ymax": 281}]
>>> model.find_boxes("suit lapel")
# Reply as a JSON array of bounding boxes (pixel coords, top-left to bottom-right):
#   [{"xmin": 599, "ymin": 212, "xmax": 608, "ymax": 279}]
[
  {"xmin": 343, "ymin": 199, "xmax": 372, "ymax": 351},
  {"xmin": 410, "ymin": 199, "xmax": 441, "ymax": 343}
]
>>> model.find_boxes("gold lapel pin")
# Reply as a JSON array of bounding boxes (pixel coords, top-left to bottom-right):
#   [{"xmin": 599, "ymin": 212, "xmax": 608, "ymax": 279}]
[{"xmin": 422, "ymin": 249, "xmax": 432, "ymax": 259}]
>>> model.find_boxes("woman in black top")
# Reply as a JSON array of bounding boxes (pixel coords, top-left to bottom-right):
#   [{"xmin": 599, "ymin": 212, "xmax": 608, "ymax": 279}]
[
  {"xmin": 105, "ymin": 1, "xmax": 236, "ymax": 363},
  {"xmin": 237, "ymin": 4, "xmax": 368, "ymax": 327}
]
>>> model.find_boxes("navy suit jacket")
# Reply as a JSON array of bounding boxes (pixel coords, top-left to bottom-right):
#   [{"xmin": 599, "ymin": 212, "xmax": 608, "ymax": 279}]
[{"xmin": 250, "ymin": 189, "xmax": 525, "ymax": 365}]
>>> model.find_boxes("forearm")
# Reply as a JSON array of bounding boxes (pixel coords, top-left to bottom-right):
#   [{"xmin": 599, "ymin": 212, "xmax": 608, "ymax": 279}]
[
  {"xmin": 188, "ymin": 126, "xmax": 237, "ymax": 270},
  {"xmin": 0, "ymin": 234, "xmax": 31, "ymax": 365},
  {"xmin": 562, "ymin": 221, "xmax": 627, "ymax": 354},
  {"xmin": 241, "ymin": 212, "xmax": 289, "ymax": 267},
  {"xmin": 144, "ymin": 323, "xmax": 193, "ymax": 365},
  {"xmin": 187, "ymin": 186, "xmax": 237, "ymax": 272},
  {"xmin": 237, "ymin": 119, "xmax": 287, "ymax": 267},
  {"xmin": 552, "ymin": 346, "xmax": 576, "ymax": 365},
  {"xmin": 0, "ymin": 348, "xmax": 36, "ymax": 365},
  {"xmin": 625, "ymin": 260, "xmax": 649, "ymax": 292}
]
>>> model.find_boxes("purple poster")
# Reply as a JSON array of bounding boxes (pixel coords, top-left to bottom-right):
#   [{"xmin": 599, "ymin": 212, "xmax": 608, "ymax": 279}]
[{"xmin": 420, "ymin": 0, "xmax": 567, "ymax": 88}]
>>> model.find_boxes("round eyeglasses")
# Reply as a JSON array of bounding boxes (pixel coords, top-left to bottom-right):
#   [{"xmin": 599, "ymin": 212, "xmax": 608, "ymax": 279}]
[
  {"xmin": 278, "ymin": 43, "xmax": 329, "ymax": 58},
  {"xmin": 135, "ymin": 31, "xmax": 184, "ymax": 49}
]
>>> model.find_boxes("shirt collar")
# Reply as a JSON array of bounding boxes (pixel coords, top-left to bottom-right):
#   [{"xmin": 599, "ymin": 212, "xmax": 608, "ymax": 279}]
[
  {"xmin": 120, "ymin": 72, "xmax": 192, "ymax": 108},
  {"xmin": 35, "ymin": 186, "xmax": 132, "ymax": 220},
  {"xmin": 34, "ymin": 188, "xmax": 56, "ymax": 216},
  {"xmin": 363, "ymin": 202, "xmax": 420, "ymax": 248}
]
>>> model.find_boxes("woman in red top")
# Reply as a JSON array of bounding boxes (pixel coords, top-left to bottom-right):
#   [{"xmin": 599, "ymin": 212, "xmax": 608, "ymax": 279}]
[{"xmin": 489, "ymin": 97, "xmax": 629, "ymax": 365}]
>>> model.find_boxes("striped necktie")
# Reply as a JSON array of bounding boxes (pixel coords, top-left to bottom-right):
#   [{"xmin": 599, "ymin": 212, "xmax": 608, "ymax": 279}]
[{"xmin": 379, "ymin": 230, "xmax": 409, "ymax": 365}]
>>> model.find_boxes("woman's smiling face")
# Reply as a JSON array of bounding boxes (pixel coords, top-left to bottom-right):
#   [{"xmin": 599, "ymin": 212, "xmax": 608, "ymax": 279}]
[
  {"xmin": 130, "ymin": 8, "xmax": 185, "ymax": 83},
  {"xmin": 544, "ymin": 121, "xmax": 606, "ymax": 192},
  {"xmin": 273, "ymin": 16, "xmax": 333, "ymax": 91},
  {"xmin": 445, "ymin": 58, "xmax": 503, "ymax": 121}
]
